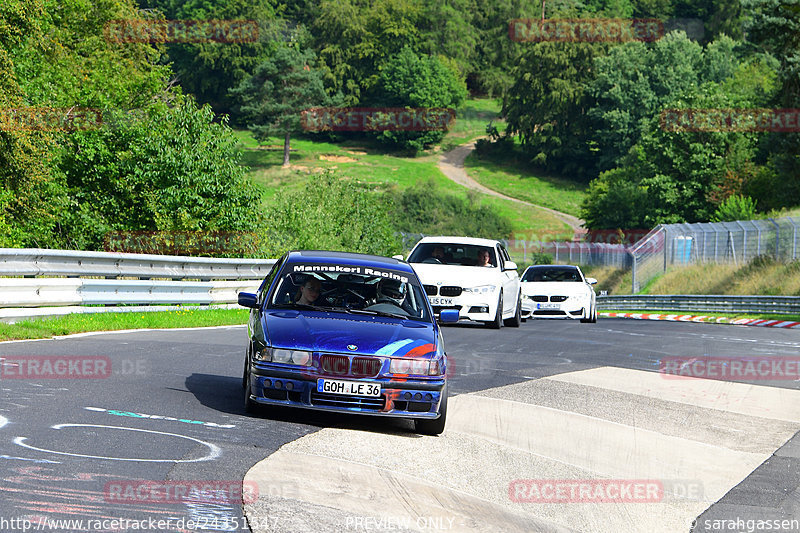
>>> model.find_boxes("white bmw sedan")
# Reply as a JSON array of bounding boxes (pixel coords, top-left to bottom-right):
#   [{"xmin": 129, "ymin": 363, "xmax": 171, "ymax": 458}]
[
  {"xmin": 406, "ymin": 237, "xmax": 522, "ymax": 328},
  {"xmin": 520, "ymin": 264, "xmax": 597, "ymax": 323}
]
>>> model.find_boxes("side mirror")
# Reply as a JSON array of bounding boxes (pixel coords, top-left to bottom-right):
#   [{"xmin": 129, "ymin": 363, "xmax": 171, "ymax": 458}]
[
  {"xmin": 238, "ymin": 292, "xmax": 259, "ymax": 308},
  {"xmin": 439, "ymin": 309, "xmax": 460, "ymax": 323},
  {"xmin": 586, "ymin": 277, "xmax": 598, "ymax": 285},
  {"xmin": 392, "ymin": 254, "xmax": 405, "ymax": 260},
  {"xmin": 503, "ymin": 261, "xmax": 518, "ymax": 271}
]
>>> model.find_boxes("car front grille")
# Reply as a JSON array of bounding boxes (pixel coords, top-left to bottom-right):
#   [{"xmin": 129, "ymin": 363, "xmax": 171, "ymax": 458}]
[
  {"xmin": 424, "ymin": 285, "xmax": 438, "ymax": 296},
  {"xmin": 310, "ymin": 392, "xmax": 386, "ymax": 410},
  {"xmin": 440, "ymin": 286, "xmax": 462, "ymax": 297},
  {"xmin": 550, "ymin": 295, "xmax": 568, "ymax": 302},
  {"xmin": 319, "ymin": 354, "xmax": 349, "ymax": 376},
  {"xmin": 351, "ymin": 357, "xmax": 381, "ymax": 377},
  {"xmin": 530, "ymin": 295, "xmax": 548, "ymax": 302}
]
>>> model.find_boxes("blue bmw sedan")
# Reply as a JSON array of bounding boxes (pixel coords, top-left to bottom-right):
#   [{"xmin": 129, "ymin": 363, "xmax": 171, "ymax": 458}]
[{"xmin": 238, "ymin": 250, "xmax": 459, "ymax": 435}]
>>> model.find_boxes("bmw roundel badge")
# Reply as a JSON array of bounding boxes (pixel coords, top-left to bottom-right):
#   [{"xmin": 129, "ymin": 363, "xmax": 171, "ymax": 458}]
[{"xmin": 347, "ymin": 344, "xmax": 358, "ymax": 351}]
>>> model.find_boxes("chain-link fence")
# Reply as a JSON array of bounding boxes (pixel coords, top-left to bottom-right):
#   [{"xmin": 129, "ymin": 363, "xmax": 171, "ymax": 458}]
[
  {"xmin": 630, "ymin": 216, "xmax": 800, "ymax": 292},
  {"xmin": 399, "ymin": 233, "xmax": 631, "ymax": 268},
  {"xmin": 503, "ymin": 240, "xmax": 631, "ymax": 267},
  {"xmin": 401, "ymin": 215, "xmax": 800, "ymax": 291}
]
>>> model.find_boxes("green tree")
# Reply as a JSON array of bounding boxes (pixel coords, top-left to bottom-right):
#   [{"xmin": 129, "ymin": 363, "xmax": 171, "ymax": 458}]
[
  {"xmin": 2, "ymin": 0, "xmax": 172, "ymax": 248},
  {"xmin": 743, "ymin": 0, "xmax": 800, "ymax": 208},
  {"xmin": 310, "ymin": 0, "xmax": 425, "ymax": 105},
  {"xmin": 137, "ymin": 0, "xmax": 280, "ymax": 119},
  {"xmin": 56, "ymin": 96, "xmax": 264, "ymax": 249},
  {"xmin": 580, "ymin": 167, "xmax": 650, "ymax": 229},
  {"xmin": 582, "ymin": 59, "xmax": 776, "ymax": 228},
  {"xmin": 231, "ymin": 44, "xmax": 333, "ymax": 166},
  {"xmin": 368, "ymin": 47, "xmax": 467, "ymax": 152},
  {"xmin": 503, "ymin": 41, "xmax": 606, "ymax": 177},
  {"xmin": 587, "ymin": 33, "xmax": 704, "ymax": 172}
]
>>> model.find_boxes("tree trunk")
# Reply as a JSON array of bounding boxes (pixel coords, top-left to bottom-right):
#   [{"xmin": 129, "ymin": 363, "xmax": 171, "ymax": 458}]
[{"xmin": 283, "ymin": 132, "xmax": 291, "ymax": 167}]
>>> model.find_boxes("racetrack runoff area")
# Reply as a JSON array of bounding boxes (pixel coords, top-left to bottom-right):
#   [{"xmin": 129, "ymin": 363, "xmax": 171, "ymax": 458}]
[{"xmin": 244, "ymin": 366, "xmax": 800, "ymax": 533}]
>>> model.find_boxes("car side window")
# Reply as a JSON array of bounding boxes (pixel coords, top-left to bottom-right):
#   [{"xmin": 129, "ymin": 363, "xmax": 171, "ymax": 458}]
[{"xmin": 258, "ymin": 255, "xmax": 285, "ymax": 306}]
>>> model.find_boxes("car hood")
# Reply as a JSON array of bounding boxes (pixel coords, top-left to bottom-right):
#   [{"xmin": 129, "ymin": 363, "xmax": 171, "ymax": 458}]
[
  {"xmin": 521, "ymin": 282, "xmax": 590, "ymax": 296},
  {"xmin": 263, "ymin": 310, "xmax": 437, "ymax": 357},
  {"xmin": 410, "ymin": 263, "xmax": 498, "ymax": 286}
]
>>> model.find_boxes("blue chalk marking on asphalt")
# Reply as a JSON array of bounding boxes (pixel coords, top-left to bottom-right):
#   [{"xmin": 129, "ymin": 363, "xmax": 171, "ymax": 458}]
[{"xmin": 84, "ymin": 407, "xmax": 235, "ymax": 428}]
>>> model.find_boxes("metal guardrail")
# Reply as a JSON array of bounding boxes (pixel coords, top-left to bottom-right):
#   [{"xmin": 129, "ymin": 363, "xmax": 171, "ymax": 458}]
[
  {"xmin": 0, "ymin": 248, "xmax": 276, "ymax": 280},
  {"xmin": 0, "ymin": 278, "xmax": 261, "ymax": 308},
  {"xmin": 597, "ymin": 295, "xmax": 800, "ymax": 315}
]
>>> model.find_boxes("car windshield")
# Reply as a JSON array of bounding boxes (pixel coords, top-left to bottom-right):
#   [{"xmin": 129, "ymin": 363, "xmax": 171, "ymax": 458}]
[
  {"xmin": 407, "ymin": 243, "xmax": 497, "ymax": 267},
  {"xmin": 268, "ymin": 263, "xmax": 431, "ymax": 321},
  {"xmin": 522, "ymin": 267, "xmax": 582, "ymax": 282}
]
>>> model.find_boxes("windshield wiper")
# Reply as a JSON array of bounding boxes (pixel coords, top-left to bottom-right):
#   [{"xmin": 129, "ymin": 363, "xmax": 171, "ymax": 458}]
[
  {"xmin": 271, "ymin": 303, "xmax": 327, "ymax": 311},
  {"xmin": 347, "ymin": 308, "xmax": 409, "ymax": 320}
]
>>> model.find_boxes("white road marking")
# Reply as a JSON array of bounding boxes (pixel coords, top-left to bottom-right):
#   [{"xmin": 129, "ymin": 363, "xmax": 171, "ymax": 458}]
[{"xmin": 14, "ymin": 424, "xmax": 221, "ymax": 462}]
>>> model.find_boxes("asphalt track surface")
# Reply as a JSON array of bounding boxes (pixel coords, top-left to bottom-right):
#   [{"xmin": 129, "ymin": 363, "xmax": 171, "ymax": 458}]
[{"xmin": 0, "ymin": 318, "xmax": 798, "ymax": 532}]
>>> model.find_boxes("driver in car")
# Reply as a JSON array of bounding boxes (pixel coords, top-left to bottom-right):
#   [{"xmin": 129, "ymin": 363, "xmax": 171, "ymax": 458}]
[
  {"xmin": 367, "ymin": 279, "xmax": 413, "ymax": 315},
  {"xmin": 431, "ymin": 246, "xmax": 445, "ymax": 261}
]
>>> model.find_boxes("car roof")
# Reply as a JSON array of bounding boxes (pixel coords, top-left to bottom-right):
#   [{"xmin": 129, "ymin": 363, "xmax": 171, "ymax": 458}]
[
  {"xmin": 284, "ymin": 250, "xmax": 415, "ymax": 274},
  {"xmin": 415, "ymin": 236, "xmax": 504, "ymax": 247}
]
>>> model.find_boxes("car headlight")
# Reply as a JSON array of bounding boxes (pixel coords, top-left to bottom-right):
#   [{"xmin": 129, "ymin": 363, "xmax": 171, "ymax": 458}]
[
  {"xmin": 389, "ymin": 356, "xmax": 443, "ymax": 376},
  {"xmin": 254, "ymin": 347, "xmax": 313, "ymax": 366},
  {"xmin": 463, "ymin": 284, "xmax": 496, "ymax": 294}
]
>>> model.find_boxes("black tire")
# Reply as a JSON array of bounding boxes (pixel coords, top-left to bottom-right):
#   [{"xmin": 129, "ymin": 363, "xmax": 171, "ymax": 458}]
[
  {"xmin": 591, "ymin": 304, "xmax": 598, "ymax": 323},
  {"xmin": 415, "ymin": 387, "xmax": 448, "ymax": 435},
  {"xmin": 581, "ymin": 304, "xmax": 595, "ymax": 323},
  {"xmin": 504, "ymin": 294, "xmax": 522, "ymax": 327},
  {"xmin": 244, "ymin": 368, "xmax": 258, "ymax": 414},
  {"xmin": 242, "ymin": 351, "xmax": 249, "ymax": 389},
  {"xmin": 486, "ymin": 293, "xmax": 503, "ymax": 329}
]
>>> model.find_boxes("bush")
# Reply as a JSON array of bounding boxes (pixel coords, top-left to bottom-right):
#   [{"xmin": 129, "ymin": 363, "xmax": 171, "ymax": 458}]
[
  {"xmin": 389, "ymin": 179, "xmax": 512, "ymax": 238},
  {"xmin": 711, "ymin": 194, "xmax": 758, "ymax": 222},
  {"xmin": 530, "ymin": 252, "xmax": 553, "ymax": 265},
  {"xmin": 263, "ymin": 170, "xmax": 402, "ymax": 257}
]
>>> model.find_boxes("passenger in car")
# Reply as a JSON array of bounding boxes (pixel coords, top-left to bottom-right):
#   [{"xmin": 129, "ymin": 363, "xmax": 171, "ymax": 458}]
[
  {"xmin": 295, "ymin": 278, "xmax": 322, "ymax": 305},
  {"xmin": 476, "ymin": 248, "xmax": 493, "ymax": 267}
]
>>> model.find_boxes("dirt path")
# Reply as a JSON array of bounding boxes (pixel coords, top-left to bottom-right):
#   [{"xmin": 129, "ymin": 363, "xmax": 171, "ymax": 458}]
[{"xmin": 438, "ymin": 140, "xmax": 586, "ymax": 236}]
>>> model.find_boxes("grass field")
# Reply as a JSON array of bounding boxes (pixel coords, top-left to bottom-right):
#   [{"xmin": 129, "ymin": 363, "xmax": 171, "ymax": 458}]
[
  {"xmin": 463, "ymin": 152, "xmax": 587, "ymax": 217},
  {"xmin": 0, "ymin": 308, "xmax": 249, "ymax": 342},
  {"xmin": 3, "ymin": 303, "xmax": 797, "ymax": 342},
  {"xmin": 584, "ymin": 258, "xmax": 800, "ymax": 296},
  {"xmin": 234, "ymin": 98, "xmax": 580, "ymax": 240}
]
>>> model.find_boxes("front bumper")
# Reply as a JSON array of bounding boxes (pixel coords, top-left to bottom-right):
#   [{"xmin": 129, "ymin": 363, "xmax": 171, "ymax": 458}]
[
  {"xmin": 248, "ymin": 364, "xmax": 446, "ymax": 419},
  {"xmin": 430, "ymin": 293, "xmax": 497, "ymax": 323},
  {"xmin": 522, "ymin": 299, "xmax": 587, "ymax": 319}
]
